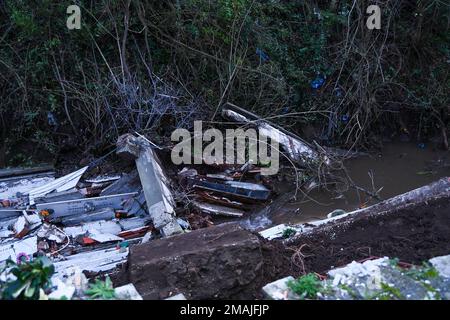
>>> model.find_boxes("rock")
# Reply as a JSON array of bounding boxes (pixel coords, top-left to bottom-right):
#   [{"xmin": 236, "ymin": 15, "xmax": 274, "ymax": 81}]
[
  {"xmin": 262, "ymin": 276, "xmax": 301, "ymax": 300},
  {"xmin": 429, "ymin": 254, "xmax": 450, "ymax": 278},
  {"xmin": 327, "ymin": 209, "xmax": 346, "ymax": 219},
  {"xmin": 127, "ymin": 223, "xmax": 264, "ymax": 299},
  {"xmin": 114, "ymin": 283, "xmax": 143, "ymax": 300},
  {"xmin": 48, "ymin": 278, "xmax": 76, "ymax": 300},
  {"xmin": 165, "ymin": 293, "xmax": 187, "ymax": 300}
]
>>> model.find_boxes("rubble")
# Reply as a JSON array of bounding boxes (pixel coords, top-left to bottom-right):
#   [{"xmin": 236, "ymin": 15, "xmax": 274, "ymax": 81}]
[
  {"xmin": 52, "ymin": 247, "xmax": 129, "ymax": 275},
  {"xmin": 430, "ymin": 255, "xmax": 450, "ymax": 279},
  {"xmin": 0, "ymin": 138, "xmax": 187, "ymax": 291},
  {"xmin": 262, "ymin": 276, "xmax": 301, "ymax": 300},
  {"xmin": 0, "ymin": 236, "xmax": 37, "ymax": 263},
  {"xmin": 114, "ymin": 283, "xmax": 143, "ymax": 300}
]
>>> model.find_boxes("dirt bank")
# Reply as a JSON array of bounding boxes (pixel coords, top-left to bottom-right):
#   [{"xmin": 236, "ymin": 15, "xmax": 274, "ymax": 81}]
[{"xmin": 285, "ymin": 195, "xmax": 450, "ymax": 276}]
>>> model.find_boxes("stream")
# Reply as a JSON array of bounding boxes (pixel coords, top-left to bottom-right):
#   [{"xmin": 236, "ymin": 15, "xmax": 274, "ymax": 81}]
[{"xmin": 242, "ymin": 142, "xmax": 450, "ymax": 230}]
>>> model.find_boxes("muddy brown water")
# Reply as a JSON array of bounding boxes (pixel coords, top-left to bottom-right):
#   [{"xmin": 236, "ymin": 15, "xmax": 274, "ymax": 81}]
[{"xmin": 269, "ymin": 142, "xmax": 450, "ymax": 226}]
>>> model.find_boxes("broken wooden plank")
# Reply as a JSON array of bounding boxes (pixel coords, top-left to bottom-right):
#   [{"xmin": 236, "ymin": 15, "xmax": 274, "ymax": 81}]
[
  {"xmin": 12, "ymin": 211, "xmax": 42, "ymax": 238},
  {"xmin": 0, "ymin": 209, "xmax": 39, "ymax": 220},
  {"xmin": 206, "ymin": 173, "xmax": 234, "ymax": 181},
  {"xmin": 63, "ymin": 216, "xmax": 150, "ymax": 239},
  {"xmin": 0, "ymin": 164, "xmax": 54, "ymax": 179},
  {"xmin": 100, "ymin": 170, "xmax": 141, "ymax": 196},
  {"xmin": 195, "ymin": 191, "xmax": 246, "ymax": 209},
  {"xmin": 64, "ymin": 220, "xmax": 122, "ymax": 238},
  {"xmin": 34, "ymin": 189, "xmax": 84, "ymax": 204},
  {"xmin": 222, "ymin": 103, "xmax": 329, "ymax": 166},
  {"xmin": 37, "ymin": 224, "xmax": 67, "ymax": 243},
  {"xmin": 28, "ymin": 166, "xmax": 88, "ymax": 205},
  {"xmin": 36, "ymin": 192, "xmax": 137, "ymax": 220},
  {"xmin": 53, "ymin": 247, "xmax": 128, "ymax": 275},
  {"xmin": 85, "ymin": 175, "xmax": 122, "ymax": 184},
  {"xmin": 192, "ymin": 179, "xmax": 270, "ymax": 201},
  {"xmin": 0, "ymin": 175, "xmax": 55, "ymax": 200},
  {"xmin": 118, "ymin": 226, "xmax": 152, "ymax": 239},
  {"xmin": 118, "ymin": 216, "xmax": 151, "ymax": 230},
  {"xmin": 61, "ymin": 208, "xmax": 116, "ymax": 226},
  {"xmin": 89, "ymin": 233, "xmax": 124, "ymax": 243},
  {"xmin": 123, "ymin": 191, "xmax": 147, "ymax": 216},
  {"xmin": 192, "ymin": 201, "xmax": 244, "ymax": 217},
  {"xmin": 258, "ymin": 224, "xmax": 288, "ymax": 240}
]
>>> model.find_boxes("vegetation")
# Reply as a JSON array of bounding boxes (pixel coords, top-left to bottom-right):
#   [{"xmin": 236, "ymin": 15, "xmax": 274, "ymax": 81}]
[
  {"xmin": 85, "ymin": 276, "xmax": 116, "ymax": 300},
  {"xmin": 0, "ymin": 257, "xmax": 118, "ymax": 300},
  {"xmin": 404, "ymin": 262, "xmax": 440, "ymax": 281},
  {"xmin": 0, "ymin": 1, "xmax": 448, "ymax": 166},
  {"xmin": 371, "ymin": 282, "xmax": 405, "ymax": 300},
  {"xmin": 287, "ymin": 273, "xmax": 323, "ymax": 299},
  {"xmin": 1, "ymin": 256, "xmax": 54, "ymax": 300},
  {"xmin": 282, "ymin": 227, "xmax": 297, "ymax": 239}
]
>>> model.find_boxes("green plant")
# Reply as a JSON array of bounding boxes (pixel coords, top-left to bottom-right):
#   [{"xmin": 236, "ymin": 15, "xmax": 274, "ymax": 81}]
[
  {"xmin": 338, "ymin": 284, "xmax": 360, "ymax": 299},
  {"xmin": 1, "ymin": 256, "xmax": 54, "ymax": 300},
  {"xmin": 85, "ymin": 276, "xmax": 116, "ymax": 300},
  {"xmin": 282, "ymin": 227, "xmax": 297, "ymax": 239},
  {"xmin": 404, "ymin": 263, "xmax": 439, "ymax": 281},
  {"xmin": 369, "ymin": 282, "xmax": 405, "ymax": 300},
  {"xmin": 287, "ymin": 273, "xmax": 322, "ymax": 299}
]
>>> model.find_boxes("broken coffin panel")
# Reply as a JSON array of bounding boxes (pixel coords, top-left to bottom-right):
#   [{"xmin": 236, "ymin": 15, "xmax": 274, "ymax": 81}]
[
  {"xmin": 192, "ymin": 179, "xmax": 270, "ymax": 201},
  {"xmin": 36, "ymin": 192, "xmax": 137, "ymax": 220},
  {"xmin": 28, "ymin": 166, "xmax": 88, "ymax": 205}
]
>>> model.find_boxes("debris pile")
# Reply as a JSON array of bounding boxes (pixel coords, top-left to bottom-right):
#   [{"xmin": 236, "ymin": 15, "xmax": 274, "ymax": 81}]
[
  {"xmin": 0, "ymin": 143, "xmax": 167, "ymax": 281},
  {"xmin": 0, "ymin": 120, "xmax": 298, "ymax": 288},
  {"xmin": 169, "ymin": 103, "xmax": 332, "ymax": 227}
]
